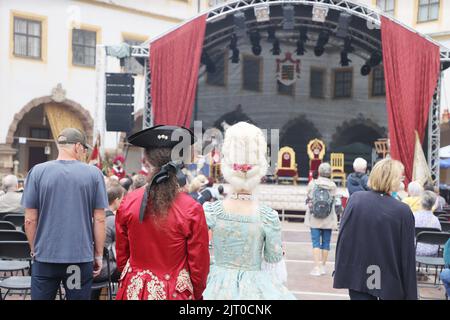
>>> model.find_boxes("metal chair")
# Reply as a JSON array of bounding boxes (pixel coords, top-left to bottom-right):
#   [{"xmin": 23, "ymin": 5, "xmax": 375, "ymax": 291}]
[
  {"xmin": 415, "ymin": 231, "xmax": 450, "ymax": 299},
  {"xmin": 0, "ymin": 221, "xmax": 16, "ymax": 231},
  {"xmin": 440, "ymin": 221, "xmax": 450, "ymax": 233},
  {"xmin": 91, "ymin": 247, "xmax": 113, "ymax": 300},
  {"xmin": 438, "ymin": 214, "xmax": 450, "ymax": 222},
  {"xmin": 0, "ymin": 241, "xmax": 32, "ymax": 300},
  {"xmin": 3, "ymin": 214, "xmax": 24, "ymax": 228},
  {"xmin": 433, "ymin": 210, "xmax": 447, "ymax": 217},
  {"xmin": 0, "ymin": 231, "xmax": 29, "ymax": 278},
  {"xmin": 415, "ymin": 227, "xmax": 441, "ymax": 237},
  {"xmin": 0, "ymin": 212, "xmax": 23, "ymax": 221}
]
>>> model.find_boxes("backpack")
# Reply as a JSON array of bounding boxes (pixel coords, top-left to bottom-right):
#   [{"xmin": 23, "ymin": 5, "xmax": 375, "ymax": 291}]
[{"xmin": 310, "ymin": 184, "xmax": 334, "ymax": 219}]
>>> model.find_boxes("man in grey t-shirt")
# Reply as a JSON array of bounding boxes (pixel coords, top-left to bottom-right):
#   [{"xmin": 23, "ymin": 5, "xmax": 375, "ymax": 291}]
[{"xmin": 22, "ymin": 128, "xmax": 108, "ymax": 300}]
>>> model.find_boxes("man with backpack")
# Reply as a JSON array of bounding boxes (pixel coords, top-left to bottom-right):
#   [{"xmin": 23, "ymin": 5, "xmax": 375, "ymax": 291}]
[{"xmin": 304, "ymin": 163, "xmax": 338, "ymax": 276}]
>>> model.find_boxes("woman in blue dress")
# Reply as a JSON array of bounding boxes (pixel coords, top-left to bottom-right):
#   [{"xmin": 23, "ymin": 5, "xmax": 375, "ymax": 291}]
[{"xmin": 202, "ymin": 122, "xmax": 296, "ymax": 300}]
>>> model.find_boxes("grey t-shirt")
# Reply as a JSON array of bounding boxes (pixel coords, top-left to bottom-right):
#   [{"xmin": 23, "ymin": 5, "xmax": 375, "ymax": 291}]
[{"xmin": 21, "ymin": 160, "xmax": 108, "ymax": 263}]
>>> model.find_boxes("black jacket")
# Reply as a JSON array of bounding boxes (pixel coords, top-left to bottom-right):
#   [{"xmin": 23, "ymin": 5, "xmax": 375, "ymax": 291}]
[{"xmin": 333, "ymin": 191, "xmax": 417, "ymax": 300}]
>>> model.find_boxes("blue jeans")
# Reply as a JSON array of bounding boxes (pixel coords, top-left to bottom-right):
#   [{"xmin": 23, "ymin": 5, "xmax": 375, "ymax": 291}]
[
  {"xmin": 440, "ymin": 268, "xmax": 450, "ymax": 297},
  {"xmin": 31, "ymin": 260, "xmax": 93, "ymax": 300},
  {"xmin": 310, "ymin": 228, "xmax": 332, "ymax": 250}
]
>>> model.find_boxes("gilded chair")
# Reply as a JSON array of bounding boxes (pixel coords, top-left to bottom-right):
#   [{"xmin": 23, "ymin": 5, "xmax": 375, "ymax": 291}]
[
  {"xmin": 307, "ymin": 139, "xmax": 325, "ymax": 181},
  {"xmin": 330, "ymin": 153, "xmax": 346, "ymax": 185},
  {"xmin": 275, "ymin": 147, "xmax": 299, "ymax": 185}
]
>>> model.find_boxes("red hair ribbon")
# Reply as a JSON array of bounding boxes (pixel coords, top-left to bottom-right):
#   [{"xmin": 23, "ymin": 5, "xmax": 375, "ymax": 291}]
[{"xmin": 233, "ymin": 163, "xmax": 253, "ymax": 172}]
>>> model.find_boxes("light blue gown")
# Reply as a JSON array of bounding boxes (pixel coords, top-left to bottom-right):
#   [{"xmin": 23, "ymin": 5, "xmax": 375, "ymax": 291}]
[{"xmin": 202, "ymin": 201, "xmax": 296, "ymax": 300}]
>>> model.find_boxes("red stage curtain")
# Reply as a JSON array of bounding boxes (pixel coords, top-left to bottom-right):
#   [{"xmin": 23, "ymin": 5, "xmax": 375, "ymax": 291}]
[
  {"xmin": 150, "ymin": 15, "xmax": 207, "ymax": 127},
  {"xmin": 381, "ymin": 16, "xmax": 440, "ymax": 183}
]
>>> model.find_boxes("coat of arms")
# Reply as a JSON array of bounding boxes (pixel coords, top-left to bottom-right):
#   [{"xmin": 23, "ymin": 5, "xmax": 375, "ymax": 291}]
[{"xmin": 276, "ymin": 52, "xmax": 300, "ymax": 86}]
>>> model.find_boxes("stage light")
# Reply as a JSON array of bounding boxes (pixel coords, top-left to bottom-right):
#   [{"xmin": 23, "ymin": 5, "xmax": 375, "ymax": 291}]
[
  {"xmin": 336, "ymin": 12, "xmax": 352, "ymax": 38},
  {"xmin": 201, "ymin": 51, "xmax": 216, "ymax": 73},
  {"xmin": 312, "ymin": 5, "xmax": 329, "ymax": 23},
  {"xmin": 254, "ymin": 4, "xmax": 270, "ymax": 22},
  {"xmin": 283, "ymin": 5, "xmax": 295, "ymax": 30},
  {"xmin": 250, "ymin": 31, "xmax": 262, "ymax": 56},
  {"xmin": 314, "ymin": 30, "xmax": 329, "ymax": 56},
  {"xmin": 296, "ymin": 40, "xmax": 305, "ymax": 55},
  {"xmin": 369, "ymin": 51, "xmax": 382, "ymax": 67},
  {"xmin": 267, "ymin": 26, "xmax": 276, "ymax": 41},
  {"xmin": 361, "ymin": 64, "xmax": 371, "ymax": 76},
  {"xmin": 299, "ymin": 26, "xmax": 309, "ymax": 43},
  {"xmin": 229, "ymin": 33, "xmax": 238, "ymax": 50},
  {"xmin": 271, "ymin": 39, "xmax": 281, "ymax": 55},
  {"xmin": 340, "ymin": 51, "xmax": 351, "ymax": 67},
  {"xmin": 231, "ymin": 48, "xmax": 240, "ymax": 63},
  {"xmin": 233, "ymin": 12, "xmax": 246, "ymax": 37},
  {"xmin": 343, "ymin": 37, "xmax": 354, "ymax": 53}
]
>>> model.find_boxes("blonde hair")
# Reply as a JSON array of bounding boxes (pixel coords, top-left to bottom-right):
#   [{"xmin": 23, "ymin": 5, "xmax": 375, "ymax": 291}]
[
  {"xmin": 221, "ymin": 122, "xmax": 268, "ymax": 192},
  {"xmin": 188, "ymin": 174, "xmax": 208, "ymax": 193},
  {"xmin": 367, "ymin": 159, "xmax": 404, "ymax": 194}
]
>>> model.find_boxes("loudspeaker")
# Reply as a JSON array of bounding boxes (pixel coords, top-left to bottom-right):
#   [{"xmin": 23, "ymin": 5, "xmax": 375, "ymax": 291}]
[
  {"xmin": 105, "ymin": 73, "xmax": 134, "ymax": 132},
  {"xmin": 336, "ymin": 13, "xmax": 352, "ymax": 38}
]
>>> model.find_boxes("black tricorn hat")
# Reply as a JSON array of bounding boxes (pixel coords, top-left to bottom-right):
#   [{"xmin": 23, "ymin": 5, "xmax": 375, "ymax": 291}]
[{"xmin": 127, "ymin": 125, "xmax": 196, "ymax": 149}]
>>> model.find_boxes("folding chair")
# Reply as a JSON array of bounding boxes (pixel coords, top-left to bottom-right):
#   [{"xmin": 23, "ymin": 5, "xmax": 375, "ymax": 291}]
[
  {"xmin": 0, "ymin": 212, "xmax": 23, "ymax": 221},
  {"xmin": 433, "ymin": 211, "xmax": 447, "ymax": 217},
  {"xmin": 440, "ymin": 221, "xmax": 450, "ymax": 233},
  {"xmin": 438, "ymin": 214, "xmax": 450, "ymax": 221},
  {"xmin": 3, "ymin": 214, "xmax": 24, "ymax": 229},
  {"xmin": 91, "ymin": 247, "xmax": 113, "ymax": 300},
  {"xmin": 415, "ymin": 231, "xmax": 450, "ymax": 299},
  {"xmin": 415, "ymin": 227, "xmax": 440, "ymax": 237},
  {"xmin": 0, "ymin": 241, "xmax": 32, "ymax": 300},
  {"xmin": 0, "ymin": 221, "xmax": 16, "ymax": 231}
]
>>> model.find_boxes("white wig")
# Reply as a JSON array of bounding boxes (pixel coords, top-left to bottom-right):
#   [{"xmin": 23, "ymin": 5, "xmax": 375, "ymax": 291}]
[
  {"xmin": 221, "ymin": 122, "xmax": 268, "ymax": 192},
  {"xmin": 353, "ymin": 157, "xmax": 368, "ymax": 172}
]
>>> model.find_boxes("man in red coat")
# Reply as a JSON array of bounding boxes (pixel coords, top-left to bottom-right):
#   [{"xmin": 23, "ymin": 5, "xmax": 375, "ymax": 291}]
[{"xmin": 115, "ymin": 125, "xmax": 210, "ymax": 300}]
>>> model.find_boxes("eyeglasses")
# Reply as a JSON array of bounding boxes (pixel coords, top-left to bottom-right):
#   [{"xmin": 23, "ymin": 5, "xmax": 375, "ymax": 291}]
[{"xmin": 77, "ymin": 143, "xmax": 88, "ymax": 152}]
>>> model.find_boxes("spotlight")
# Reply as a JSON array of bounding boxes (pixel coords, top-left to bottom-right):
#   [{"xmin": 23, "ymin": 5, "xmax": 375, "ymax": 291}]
[
  {"xmin": 369, "ymin": 51, "xmax": 382, "ymax": 67},
  {"xmin": 343, "ymin": 37, "xmax": 354, "ymax": 53},
  {"xmin": 314, "ymin": 30, "xmax": 329, "ymax": 56},
  {"xmin": 267, "ymin": 26, "xmax": 276, "ymax": 41},
  {"xmin": 229, "ymin": 34, "xmax": 238, "ymax": 50},
  {"xmin": 336, "ymin": 13, "xmax": 352, "ymax": 38},
  {"xmin": 231, "ymin": 48, "xmax": 240, "ymax": 63},
  {"xmin": 271, "ymin": 39, "xmax": 281, "ymax": 55},
  {"xmin": 201, "ymin": 51, "xmax": 216, "ymax": 73},
  {"xmin": 299, "ymin": 26, "xmax": 309, "ymax": 43},
  {"xmin": 296, "ymin": 40, "xmax": 305, "ymax": 55},
  {"xmin": 282, "ymin": 5, "xmax": 295, "ymax": 30},
  {"xmin": 340, "ymin": 51, "xmax": 351, "ymax": 67},
  {"xmin": 250, "ymin": 31, "xmax": 262, "ymax": 56},
  {"xmin": 361, "ymin": 64, "xmax": 371, "ymax": 76},
  {"xmin": 312, "ymin": 5, "xmax": 329, "ymax": 23}
]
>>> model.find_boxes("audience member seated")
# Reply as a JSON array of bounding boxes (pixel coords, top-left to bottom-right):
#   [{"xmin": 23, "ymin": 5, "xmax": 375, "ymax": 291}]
[
  {"xmin": 0, "ymin": 174, "xmax": 24, "ymax": 214},
  {"xmin": 402, "ymin": 181, "xmax": 424, "ymax": 213},
  {"xmin": 346, "ymin": 158, "xmax": 370, "ymax": 196},
  {"xmin": 423, "ymin": 182, "xmax": 447, "ymax": 211},
  {"xmin": 414, "ymin": 191, "xmax": 442, "ymax": 257},
  {"xmin": 131, "ymin": 174, "xmax": 147, "ymax": 191},
  {"xmin": 91, "ymin": 183, "xmax": 124, "ymax": 299}
]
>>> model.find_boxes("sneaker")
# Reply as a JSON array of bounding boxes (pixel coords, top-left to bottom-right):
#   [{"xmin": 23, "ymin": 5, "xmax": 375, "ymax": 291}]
[
  {"xmin": 320, "ymin": 265, "xmax": 326, "ymax": 275},
  {"xmin": 310, "ymin": 267, "xmax": 321, "ymax": 276}
]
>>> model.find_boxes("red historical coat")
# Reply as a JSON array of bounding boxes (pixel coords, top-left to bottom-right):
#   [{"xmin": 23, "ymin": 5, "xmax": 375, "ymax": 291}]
[{"xmin": 115, "ymin": 188, "xmax": 210, "ymax": 300}]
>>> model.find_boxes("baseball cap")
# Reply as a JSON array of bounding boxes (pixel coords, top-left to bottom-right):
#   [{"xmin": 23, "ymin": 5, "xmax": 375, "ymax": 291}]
[{"xmin": 57, "ymin": 128, "xmax": 92, "ymax": 150}]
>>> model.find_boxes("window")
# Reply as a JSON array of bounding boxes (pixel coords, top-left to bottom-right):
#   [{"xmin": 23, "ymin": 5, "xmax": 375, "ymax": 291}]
[
  {"xmin": 371, "ymin": 66, "xmax": 386, "ymax": 97},
  {"xmin": 242, "ymin": 56, "xmax": 261, "ymax": 92},
  {"xmin": 277, "ymin": 81, "xmax": 294, "ymax": 96},
  {"xmin": 418, "ymin": 0, "xmax": 440, "ymax": 22},
  {"xmin": 30, "ymin": 128, "xmax": 50, "ymax": 139},
  {"xmin": 13, "ymin": 17, "xmax": 41, "ymax": 58},
  {"xmin": 72, "ymin": 29, "xmax": 96, "ymax": 67},
  {"xmin": 206, "ymin": 51, "xmax": 226, "ymax": 87},
  {"xmin": 334, "ymin": 69, "xmax": 353, "ymax": 98},
  {"xmin": 123, "ymin": 38, "xmax": 144, "ymax": 75},
  {"xmin": 376, "ymin": 0, "xmax": 395, "ymax": 16},
  {"xmin": 310, "ymin": 68, "xmax": 325, "ymax": 98}
]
